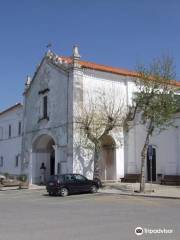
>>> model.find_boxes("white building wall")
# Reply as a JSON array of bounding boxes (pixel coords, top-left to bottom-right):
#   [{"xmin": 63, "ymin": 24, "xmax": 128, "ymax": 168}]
[
  {"xmin": 126, "ymin": 113, "xmax": 180, "ymax": 179},
  {"xmin": 82, "ymin": 69, "xmax": 128, "ymax": 106},
  {"xmin": 0, "ymin": 52, "xmax": 179, "ymax": 183},
  {"xmin": 22, "ymin": 58, "xmax": 73, "ymax": 181},
  {"xmin": 73, "ymin": 68, "xmax": 132, "ymax": 180},
  {"xmin": 151, "ymin": 115, "xmax": 180, "ymax": 176},
  {"xmin": 0, "ymin": 106, "xmax": 23, "ymax": 175}
]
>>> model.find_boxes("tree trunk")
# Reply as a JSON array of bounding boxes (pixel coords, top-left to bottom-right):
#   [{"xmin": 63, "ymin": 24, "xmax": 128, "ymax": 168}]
[
  {"xmin": 140, "ymin": 134, "xmax": 150, "ymax": 192},
  {"xmin": 93, "ymin": 144, "xmax": 101, "ymax": 180},
  {"xmin": 140, "ymin": 131, "xmax": 153, "ymax": 192}
]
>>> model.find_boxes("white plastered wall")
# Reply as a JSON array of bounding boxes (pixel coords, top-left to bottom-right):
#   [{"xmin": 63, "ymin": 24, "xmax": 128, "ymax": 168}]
[
  {"xmin": 125, "ymin": 114, "xmax": 180, "ymax": 178},
  {"xmin": 22, "ymin": 59, "xmax": 72, "ymax": 181},
  {"xmin": 73, "ymin": 68, "xmax": 131, "ymax": 180},
  {"xmin": 0, "ymin": 106, "xmax": 23, "ymax": 175}
]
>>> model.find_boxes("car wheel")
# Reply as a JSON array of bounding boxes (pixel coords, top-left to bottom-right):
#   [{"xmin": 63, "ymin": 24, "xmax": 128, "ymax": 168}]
[
  {"xmin": 90, "ymin": 185, "xmax": 98, "ymax": 193},
  {"xmin": 60, "ymin": 187, "xmax": 69, "ymax": 197},
  {"xmin": 49, "ymin": 192, "xmax": 55, "ymax": 196},
  {"xmin": 94, "ymin": 178, "xmax": 102, "ymax": 188}
]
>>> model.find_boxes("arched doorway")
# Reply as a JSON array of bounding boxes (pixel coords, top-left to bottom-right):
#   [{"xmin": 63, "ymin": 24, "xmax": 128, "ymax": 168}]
[
  {"xmin": 32, "ymin": 134, "xmax": 56, "ymax": 184},
  {"xmin": 100, "ymin": 135, "xmax": 116, "ymax": 180}
]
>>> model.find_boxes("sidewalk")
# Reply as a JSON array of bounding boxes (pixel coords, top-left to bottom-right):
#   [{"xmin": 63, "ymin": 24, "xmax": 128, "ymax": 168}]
[
  {"xmin": 100, "ymin": 182, "xmax": 180, "ymax": 199},
  {"xmin": 1, "ymin": 182, "xmax": 180, "ymax": 199},
  {"xmin": 0, "ymin": 184, "xmax": 45, "ymax": 191}
]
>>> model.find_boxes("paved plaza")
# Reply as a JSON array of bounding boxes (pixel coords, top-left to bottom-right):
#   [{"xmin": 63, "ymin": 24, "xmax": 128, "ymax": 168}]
[{"xmin": 0, "ymin": 189, "xmax": 180, "ymax": 240}]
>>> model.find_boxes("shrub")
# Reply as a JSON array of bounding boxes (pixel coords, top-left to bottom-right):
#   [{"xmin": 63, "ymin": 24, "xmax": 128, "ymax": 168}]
[
  {"xmin": 18, "ymin": 174, "xmax": 27, "ymax": 182},
  {"xmin": 4, "ymin": 173, "xmax": 9, "ymax": 179}
]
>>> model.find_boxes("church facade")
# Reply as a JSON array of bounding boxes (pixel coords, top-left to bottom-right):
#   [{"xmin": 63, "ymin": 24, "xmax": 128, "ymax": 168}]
[{"xmin": 0, "ymin": 46, "xmax": 180, "ymax": 184}]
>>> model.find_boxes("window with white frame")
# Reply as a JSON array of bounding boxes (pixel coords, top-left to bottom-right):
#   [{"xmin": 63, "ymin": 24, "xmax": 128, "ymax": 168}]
[
  {"xmin": 38, "ymin": 89, "xmax": 50, "ymax": 122},
  {"xmin": 8, "ymin": 124, "xmax": 11, "ymax": 138},
  {"xmin": 0, "ymin": 127, "xmax": 3, "ymax": 140},
  {"xmin": 0, "ymin": 156, "xmax": 3, "ymax": 167},
  {"xmin": 18, "ymin": 122, "xmax": 21, "ymax": 136},
  {"xmin": 43, "ymin": 95, "xmax": 48, "ymax": 119},
  {"xmin": 15, "ymin": 155, "xmax": 19, "ymax": 167}
]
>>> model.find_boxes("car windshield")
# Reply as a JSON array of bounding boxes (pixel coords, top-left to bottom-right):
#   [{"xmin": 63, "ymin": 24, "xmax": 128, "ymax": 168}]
[{"xmin": 75, "ymin": 174, "xmax": 87, "ymax": 181}]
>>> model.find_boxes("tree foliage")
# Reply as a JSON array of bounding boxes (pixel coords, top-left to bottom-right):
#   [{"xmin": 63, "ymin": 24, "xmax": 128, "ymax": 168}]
[{"xmin": 131, "ymin": 55, "xmax": 179, "ymax": 192}]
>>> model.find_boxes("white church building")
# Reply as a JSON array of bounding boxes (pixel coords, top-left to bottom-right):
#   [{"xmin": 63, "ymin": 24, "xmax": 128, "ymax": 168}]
[{"xmin": 0, "ymin": 46, "xmax": 180, "ymax": 184}]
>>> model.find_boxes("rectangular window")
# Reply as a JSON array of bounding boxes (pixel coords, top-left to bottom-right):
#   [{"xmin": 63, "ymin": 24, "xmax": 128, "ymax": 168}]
[
  {"xmin": 43, "ymin": 96, "xmax": 48, "ymax": 119},
  {"xmin": 8, "ymin": 125, "xmax": 11, "ymax": 138},
  {"xmin": 0, "ymin": 127, "xmax": 3, "ymax": 140},
  {"xmin": 18, "ymin": 122, "xmax": 21, "ymax": 136},
  {"xmin": 15, "ymin": 155, "xmax": 19, "ymax": 167},
  {"xmin": 0, "ymin": 156, "xmax": 3, "ymax": 167}
]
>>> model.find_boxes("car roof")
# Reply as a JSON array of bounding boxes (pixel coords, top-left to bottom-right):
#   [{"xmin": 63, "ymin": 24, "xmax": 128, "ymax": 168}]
[{"xmin": 53, "ymin": 173, "xmax": 82, "ymax": 177}]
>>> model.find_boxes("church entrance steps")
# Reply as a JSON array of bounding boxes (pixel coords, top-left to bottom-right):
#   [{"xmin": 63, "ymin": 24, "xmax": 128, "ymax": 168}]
[{"xmin": 102, "ymin": 182, "xmax": 135, "ymax": 192}]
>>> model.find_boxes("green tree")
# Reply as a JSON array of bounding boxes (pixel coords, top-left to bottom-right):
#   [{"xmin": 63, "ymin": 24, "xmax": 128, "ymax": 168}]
[{"xmin": 129, "ymin": 56, "xmax": 179, "ymax": 192}]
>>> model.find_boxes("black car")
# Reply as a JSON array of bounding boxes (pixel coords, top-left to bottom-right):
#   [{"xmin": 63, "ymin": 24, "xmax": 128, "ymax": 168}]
[{"xmin": 46, "ymin": 174, "xmax": 101, "ymax": 197}]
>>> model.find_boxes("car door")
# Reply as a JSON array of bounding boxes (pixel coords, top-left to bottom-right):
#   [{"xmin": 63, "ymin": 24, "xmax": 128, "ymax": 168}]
[
  {"xmin": 64, "ymin": 174, "xmax": 79, "ymax": 193},
  {"xmin": 74, "ymin": 174, "xmax": 92, "ymax": 192}
]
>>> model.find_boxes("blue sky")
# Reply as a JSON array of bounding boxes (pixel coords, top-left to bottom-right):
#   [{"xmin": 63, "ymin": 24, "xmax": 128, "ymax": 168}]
[{"xmin": 0, "ymin": 0, "xmax": 180, "ymax": 111}]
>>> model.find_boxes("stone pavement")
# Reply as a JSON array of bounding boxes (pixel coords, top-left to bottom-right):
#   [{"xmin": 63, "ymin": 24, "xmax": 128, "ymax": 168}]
[{"xmin": 1, "ymin": 182, "xmax": 180, "ymax": 199}]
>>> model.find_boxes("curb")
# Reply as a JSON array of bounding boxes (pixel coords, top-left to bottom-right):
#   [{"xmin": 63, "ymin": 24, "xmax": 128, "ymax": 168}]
[
  {"xmin": 100, "ymin": 190, "xmax": 180, "ymax": 200},
  {"xmin": 0, "ymin": 187, "xmax": 27, "ymax": 191},
  {"xmin": 0, "ymin": 187, "xmax": 45, "ymax": 191}
]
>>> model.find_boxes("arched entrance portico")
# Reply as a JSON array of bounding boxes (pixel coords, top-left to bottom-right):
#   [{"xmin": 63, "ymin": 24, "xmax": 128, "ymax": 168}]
[
  {"xmin": 100, "ymin": 135, "xmax": 116, "ymax": 180},
  {"xmin": 32, "ymin": 134, "xmax": 56, "ymax": 184}
]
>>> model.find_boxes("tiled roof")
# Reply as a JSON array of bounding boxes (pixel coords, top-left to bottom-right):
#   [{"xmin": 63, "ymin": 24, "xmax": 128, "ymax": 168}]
[
  {"xmin": 59, "ymin": 56, "xmax": 180, "ymax": 87},
  {"xmin": 60, "ymin": 56, "xmax": 138, "ymax": 77},
  {"xmin": 0, "ymin": 103, "xmax": 22, "ymax": 116},
  {"xmin": 79, "ymin": 60, "xmax": 138, "ymax": 77}
]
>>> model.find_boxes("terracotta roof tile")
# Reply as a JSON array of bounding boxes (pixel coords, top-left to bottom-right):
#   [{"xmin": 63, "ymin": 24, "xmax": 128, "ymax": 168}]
[
  {"xmin": 59, "ymin": 56, "xmax": 180, "ymax": 87},
  {"xmin": 59, "ymin": 56, "xmax": 137, "ymax": 77},
  {"xmin": 79, "ymin": 60, "xmax": 138, "ymax": 77}
]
